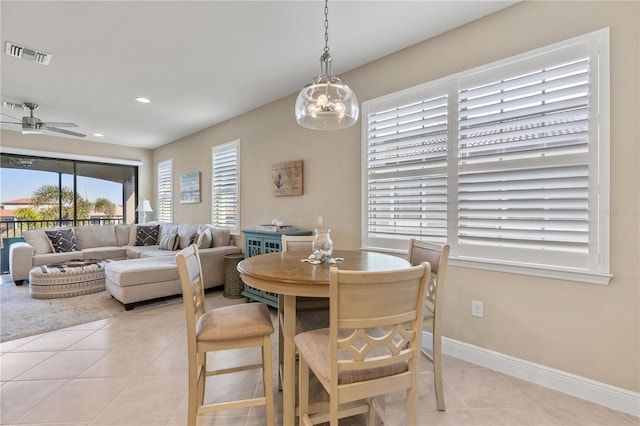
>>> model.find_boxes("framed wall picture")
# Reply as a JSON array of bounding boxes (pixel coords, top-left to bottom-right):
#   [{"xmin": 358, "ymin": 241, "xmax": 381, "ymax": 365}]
[
  {"xmin": 180, "ymin": 171, "xmax": 200, "ymax": 204},
  {"xmin": 272, "ymin": 160, "xmax": 303, "ymax": 196}
]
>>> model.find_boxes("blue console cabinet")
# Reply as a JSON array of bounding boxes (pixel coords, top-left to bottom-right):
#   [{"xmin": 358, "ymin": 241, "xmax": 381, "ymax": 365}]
[{"xmin": 241, "ymin": 229, "xmax": 312, "ymax": 307}]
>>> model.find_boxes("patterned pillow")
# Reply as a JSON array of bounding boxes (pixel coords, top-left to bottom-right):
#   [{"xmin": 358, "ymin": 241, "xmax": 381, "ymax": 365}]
[
  {"xmin": 44, "ymin": 229, "xmax": 79, "ymax": 253},
  {"xmin": 158, "ymin": 232, "xmax": 179, "ymax": 250},
  {"xmin": 135, "ymin": 225, "xmax": 160, "ymax": 246},
  {"xmin": 187, "ymin": 232, "xmax": 199, "ymax": 246}
]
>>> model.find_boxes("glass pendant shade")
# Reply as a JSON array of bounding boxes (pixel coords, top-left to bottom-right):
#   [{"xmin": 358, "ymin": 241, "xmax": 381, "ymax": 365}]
[{"xmin": 295, "ymin": 53, "xmax": 358, "ymax": 130}]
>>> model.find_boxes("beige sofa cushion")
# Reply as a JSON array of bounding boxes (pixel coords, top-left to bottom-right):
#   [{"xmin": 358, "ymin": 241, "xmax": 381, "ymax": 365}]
[
  {"xmin": 75, "ymin": 225, "xmax": 117, "ymax": 249},
  {"xmin": 105, "ymin": 257, "xmax": 179, "ymax": 287},
  {"xmin": 204, "ymin": 225, "xmax": 231, "ymax": 247},
  {"xmin": 23, "ymin": 229, "xmax": 54, "ymax": 254},
  {"xmin": 32, "ymin": 251, "xmax": 84, "ymax": 266},
  {"xmin": 83, "ymin": 246, "xmax": 128, "ymax": 260},
  {"xmin": 159, "ymin": 223, "xmax": 179, "ymax": 241},
  {"xmin": 197, "ymin": 228, "xmax": 212, "ymax": 248},
  {"xmin": 177, "ymin": 224, "xmax": 202, "ymax": 249},
  {"xmin": 115, "ymin": 224, "xmax": 132, "ymax": 246},
  {"xmin": 126, "ymin": 245, "xmax": 175, "ymax": 258}
]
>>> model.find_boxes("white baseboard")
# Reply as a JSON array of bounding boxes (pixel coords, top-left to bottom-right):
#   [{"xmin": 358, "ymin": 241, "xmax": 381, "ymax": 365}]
[{"xmin": 422, "ymin": 332, "xmax": 640, "ymax": 417}]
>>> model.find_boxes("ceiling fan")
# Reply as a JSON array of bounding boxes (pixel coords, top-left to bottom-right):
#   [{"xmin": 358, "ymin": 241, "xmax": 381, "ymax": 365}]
[{"xmin": 0, "ymin": 102, "xmax": 85, "ymax": 137}]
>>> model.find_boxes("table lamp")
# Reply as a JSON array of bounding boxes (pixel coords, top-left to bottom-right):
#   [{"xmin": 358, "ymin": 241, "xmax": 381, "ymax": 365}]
[{"xmin": 136, "ymin": 200, "xmax": 153, "ymax": 223}]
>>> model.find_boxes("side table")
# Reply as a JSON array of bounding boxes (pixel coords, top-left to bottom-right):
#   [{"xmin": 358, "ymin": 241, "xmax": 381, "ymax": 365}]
[{"xmin": 224, "ymin": 253, "xmax": 245, "ymax": 298}]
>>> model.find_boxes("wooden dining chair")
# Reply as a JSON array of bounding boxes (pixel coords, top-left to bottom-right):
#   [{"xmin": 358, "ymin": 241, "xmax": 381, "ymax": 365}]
[
  {"xmin": 407, "ymin": 239, "xmax": 450, "ymax": 411},
  {"xmin": 280, "ymin": 234, "xmax": 330, "ymax": 309},
  {"xmin": 295, "ymin": 262, "xmax": 430, "ymax": 426},
  {"xmin": 176, "ymin": 245, "xmax": 275, "ymax": 426}
]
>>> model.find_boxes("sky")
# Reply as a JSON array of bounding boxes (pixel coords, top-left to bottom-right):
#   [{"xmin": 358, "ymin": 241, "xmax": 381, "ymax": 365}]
[{"xmin": 1, "ymin": 169, "xmax": 123, "ymax": 206}]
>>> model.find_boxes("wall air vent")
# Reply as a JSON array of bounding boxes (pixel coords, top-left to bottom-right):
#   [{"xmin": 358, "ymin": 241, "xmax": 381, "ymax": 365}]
[{"xmin": 5, "ymin": 42, "xmax": 52, "ymax": 65}]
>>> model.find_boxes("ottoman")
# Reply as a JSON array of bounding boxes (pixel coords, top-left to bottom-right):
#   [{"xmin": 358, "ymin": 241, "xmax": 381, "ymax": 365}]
[
  {"xmin": 105, "ymin": 257, "xmax": 181, "ymax": 310},
  {"xmin": 29, "ymin": 260, "xmax": 109, "ymax": 299}
]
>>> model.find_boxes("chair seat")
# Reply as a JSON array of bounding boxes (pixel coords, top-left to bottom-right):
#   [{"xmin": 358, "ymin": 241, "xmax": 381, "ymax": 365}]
[
  {"xmin": 197, "ymin": 302, "xmax": 274, "ymax": 342},
  {"xmin": 295, "ymin": 328, "xmax": 408, "ymax": 385}
]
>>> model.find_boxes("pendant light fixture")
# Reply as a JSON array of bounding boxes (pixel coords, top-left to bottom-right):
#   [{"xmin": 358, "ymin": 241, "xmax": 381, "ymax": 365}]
[{"xmin": 295, "ymin": 0, "xmax": 358, "ymax": 130}]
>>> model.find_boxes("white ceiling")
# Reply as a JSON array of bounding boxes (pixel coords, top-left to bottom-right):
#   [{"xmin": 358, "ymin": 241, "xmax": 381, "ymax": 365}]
[{"xmin": 1, "ymin": 1, "xmax": 517, "ymax": 150}]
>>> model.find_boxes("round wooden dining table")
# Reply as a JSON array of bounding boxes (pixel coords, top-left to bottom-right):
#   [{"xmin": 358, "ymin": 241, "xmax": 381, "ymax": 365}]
[{"xmin": 237, "ymin": 249, "xmax": 411, "ymax": 425}]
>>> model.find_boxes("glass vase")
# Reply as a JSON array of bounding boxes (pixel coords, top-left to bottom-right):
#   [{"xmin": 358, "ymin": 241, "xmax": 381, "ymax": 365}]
[{"xmin": 312, "ymin": 228, "xmax": 333, "ymax": 263}]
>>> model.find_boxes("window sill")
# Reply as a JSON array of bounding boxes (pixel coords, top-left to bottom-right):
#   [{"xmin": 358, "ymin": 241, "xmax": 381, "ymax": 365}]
[{"xmin": 448, "ymin": 257, "xmax": 613, "ymax": 285}]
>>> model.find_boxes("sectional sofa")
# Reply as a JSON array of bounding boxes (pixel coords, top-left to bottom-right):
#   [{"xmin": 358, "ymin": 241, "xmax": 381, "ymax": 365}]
[{"xmin": 9, "ymin": 223, "xmax": 242, "ymax": 309}]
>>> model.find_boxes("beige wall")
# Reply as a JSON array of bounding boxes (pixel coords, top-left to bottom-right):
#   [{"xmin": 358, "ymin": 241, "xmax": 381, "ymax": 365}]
[
  {"xmin": 0, "ymin": 130, "xmax": 154, "ymax": 222},
  {"xmin": 156, "ymin": 1, "xmax": 639, "ymax": 392}
]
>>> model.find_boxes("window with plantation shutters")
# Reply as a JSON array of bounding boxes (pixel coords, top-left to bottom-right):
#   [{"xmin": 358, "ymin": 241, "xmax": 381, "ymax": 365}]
[
  {"xmin": 365, "ymin": 91, "xmax": 449, "ymax": 252},
  {"xmin": 363, "ymin": 29, "xmax": 610, "ymax": 284},
  {"xmin": 157, "ymin": 159, "xmax": 173, "ymax": 222},
  {"xmin": 212, "ymin": 140, "xmax": 240, "ymax": 234}
]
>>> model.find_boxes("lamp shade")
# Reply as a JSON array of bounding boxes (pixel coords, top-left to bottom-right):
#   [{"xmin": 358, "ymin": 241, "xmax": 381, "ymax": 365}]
[
  {"xmin": 295, "ymin": 73, "xmax": 358, "ymax": 130},
  {"xmin": 136, "ymin": 200, "xmax": 153, "ymax": 213},
  {"xmin": 294, "ymin": 1, "xmax": 358, "ymax": 131}
]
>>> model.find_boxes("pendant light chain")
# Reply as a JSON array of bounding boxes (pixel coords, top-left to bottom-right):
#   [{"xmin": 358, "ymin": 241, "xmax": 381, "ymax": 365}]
[{"xmin": 323, "ymin": 0, "xmax": 330, "ymax": 54}]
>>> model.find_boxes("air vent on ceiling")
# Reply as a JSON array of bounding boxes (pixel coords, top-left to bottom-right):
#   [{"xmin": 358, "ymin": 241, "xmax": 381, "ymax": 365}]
[{"xmin": 5, "ymin": 42, "xmax": 52, "ymax": 65}]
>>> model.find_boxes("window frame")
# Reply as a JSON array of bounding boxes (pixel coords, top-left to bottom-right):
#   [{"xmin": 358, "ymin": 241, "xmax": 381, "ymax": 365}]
[
  {"xmin": 211, "ymin": 140, "xmax": 240, "ymax": 235},
  {"xmin": 361, "ymin": 28, "xmax": 611, "ymax": 285}
]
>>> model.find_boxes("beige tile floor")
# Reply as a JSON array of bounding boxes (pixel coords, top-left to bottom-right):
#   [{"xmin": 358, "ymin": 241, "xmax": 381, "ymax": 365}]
[{"xmin": 1, "ymin": 288, "xmax": 638, "ymax": 426}]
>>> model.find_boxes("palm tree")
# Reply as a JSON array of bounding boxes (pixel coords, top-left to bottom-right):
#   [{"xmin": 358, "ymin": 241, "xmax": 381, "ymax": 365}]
[
  {"xmin": 32, "ymin": 184, "xmax": 92, "ymax": 221},
  {"xmin": 94, "ymin": 197, "xmax": 116, "ymax": 217}
]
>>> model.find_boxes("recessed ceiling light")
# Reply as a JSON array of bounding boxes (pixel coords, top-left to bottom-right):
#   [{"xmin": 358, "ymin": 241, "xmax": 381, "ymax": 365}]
[
  {"xmin": 93, "ymin": 133, "xmax": 104, "ymax": 137},
  {"xmin": 135, "ymin": 97, "xmax": 150, "ymax": 103}
]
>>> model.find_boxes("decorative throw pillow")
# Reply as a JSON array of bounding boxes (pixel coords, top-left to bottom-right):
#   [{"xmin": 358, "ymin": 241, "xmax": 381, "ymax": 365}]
[
  {"xmin": 158, "ymin": 232, "xmax": 179, "ymax": 250},
  {"xmin": 187, "ymin": 232, "xmax": 199, "ymax": 246},
  {"xmin": 44, "ymin": 229, "xmax": 79, "ymax": 253},
  {"xmin": 196, "ymin": 228, "xmax": 212, "ymax": 249},
  {"xmin": 135, "ymin": 225, "xmax": 160, "ymax": 246}
]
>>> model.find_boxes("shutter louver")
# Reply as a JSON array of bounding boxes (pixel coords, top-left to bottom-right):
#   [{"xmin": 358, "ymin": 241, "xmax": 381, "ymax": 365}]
[
  {"xmin": 366, "ymin": 95, "xmax": 448, "ymax": 247},
  {"xmin": 457, "ymin": 58, "xmax": 591, "ymax": 258}
]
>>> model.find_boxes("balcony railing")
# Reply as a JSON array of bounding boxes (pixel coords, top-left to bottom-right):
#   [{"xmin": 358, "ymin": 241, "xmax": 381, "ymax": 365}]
[{"xmin": 0, "ymin": 218, "xmax": 125, "ymax": 239}]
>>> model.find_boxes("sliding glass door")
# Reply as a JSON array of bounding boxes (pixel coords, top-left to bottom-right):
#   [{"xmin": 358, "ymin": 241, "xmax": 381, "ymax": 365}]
[{"xmin": 0, "ymin": 153, "xmax": 138, "ymax": 238}]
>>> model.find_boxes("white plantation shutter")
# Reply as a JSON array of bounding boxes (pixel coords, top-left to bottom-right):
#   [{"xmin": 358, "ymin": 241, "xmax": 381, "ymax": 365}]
[
  {"xmin": 457, "ymin": 51, "xmax": 593, "ymax": 268},
  {"xmin": 157, "ymin": 159, "xmax": 173, "ymax": 222},
  {"xmin": 212, "ymin": 141, "xmax": 240, "ymax": 234},
  {"xmin": 363, "ymin": 29, "xmax": 610, "ymax": 283},
  {"xmin": 365, "ymin": 92, "xmax": 449, "ymax": 251}
]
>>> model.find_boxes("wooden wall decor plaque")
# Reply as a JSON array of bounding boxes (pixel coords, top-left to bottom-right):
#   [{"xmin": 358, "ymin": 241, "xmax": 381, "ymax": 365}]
[{"xmin": 272, "ymin": 160, "xmax": 303, "ymax": 196}]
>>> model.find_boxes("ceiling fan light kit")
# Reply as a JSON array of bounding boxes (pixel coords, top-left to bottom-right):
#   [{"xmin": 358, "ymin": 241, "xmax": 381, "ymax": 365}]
[
  {"xmin": 0, "ymin": 102, "xmax": 86, "ymax": 138},
  {"xmin": 295, "ymin": 0, "xmax": 358, "ymax": 131},
  {"xmin": 2, "ymin": 41, "xmax": 86, "ymax": 138}
]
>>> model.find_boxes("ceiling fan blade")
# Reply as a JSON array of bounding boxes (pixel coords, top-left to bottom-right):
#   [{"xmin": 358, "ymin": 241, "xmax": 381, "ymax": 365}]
[
  {"xmin": 0, "ymin": 121, "xmax": 21, "ymax": 124},
  {"xmin": 41, "ymin": 121, "xmax": 78, "ymax": 128},
  {"xmin": 45, "ymin": 127, "xmax": 86, "ymax": 137}
]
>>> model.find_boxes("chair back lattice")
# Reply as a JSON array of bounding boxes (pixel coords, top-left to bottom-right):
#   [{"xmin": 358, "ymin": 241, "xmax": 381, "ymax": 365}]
[
  {"xmin": 176, "ymin": 245, "xmax": 206, "ymax": 353},
  {"xmin": 407, "ymin": 240, "xmax": 450, "ymax": 305},
  {"xmin": 329, "ymin": 263, "xmax": 430, "ymax": 380}
]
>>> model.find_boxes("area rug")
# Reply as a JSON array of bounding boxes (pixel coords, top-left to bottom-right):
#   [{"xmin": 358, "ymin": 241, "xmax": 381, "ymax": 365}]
[{"xmin": 0, "ymin": 278, "xmax": 182, "ymax": 342}]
